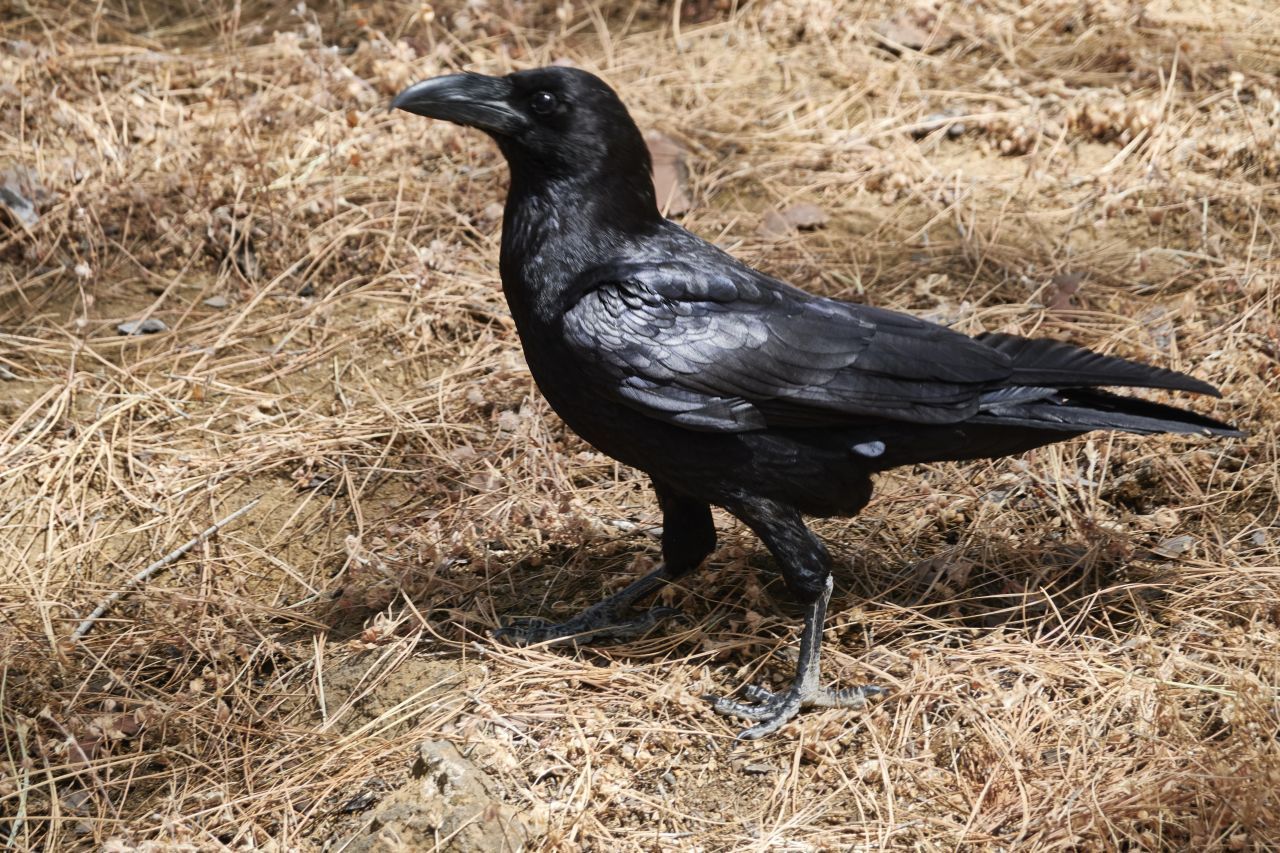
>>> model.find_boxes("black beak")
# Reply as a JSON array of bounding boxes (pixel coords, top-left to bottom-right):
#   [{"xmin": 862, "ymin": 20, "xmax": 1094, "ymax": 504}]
[{"xmin": 391, "ymin": 73, "xmax": 528, "ymax": 136}]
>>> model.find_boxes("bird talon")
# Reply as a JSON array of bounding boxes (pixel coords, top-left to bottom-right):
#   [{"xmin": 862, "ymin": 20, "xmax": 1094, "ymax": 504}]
[
  {"xmin": 709, "ymin": 682, "xmax": 884, "ymax": 737},
  {"xmin": 493, "ymin": 604, "xmax": 685, "ymax": 648},
  {"xmin": 492, "ymin": 618, "xmax": 567, "ymax": 647},
  {"xmin": 709, "ymin": 696, "xmax": 776, "ymax": 722},
  {"xmin": 644, "ymin": 605, "xmax": 687, "ymax": 625},
  {"xmin": 825, "ymin": 684, "xmax": 888, "ymax": 706}
]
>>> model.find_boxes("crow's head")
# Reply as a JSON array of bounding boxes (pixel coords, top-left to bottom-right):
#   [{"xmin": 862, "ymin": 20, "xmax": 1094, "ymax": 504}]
[{"xmin": 393, "ymin": 66, "xmax": 655, "ymax": 197}]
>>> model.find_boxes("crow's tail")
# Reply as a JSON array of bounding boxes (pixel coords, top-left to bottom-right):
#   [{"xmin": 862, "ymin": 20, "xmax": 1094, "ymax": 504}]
[
  {"xmin": 970, "ymin": 331, "xmax": 1241, "ymax": 437},
  {"xmin": 976, "ymin": 331, "xmax": 1223, "ymax": 397},
  {"xmin": 971, "ymin": 387, "xmax": 1242, "ymax": 436}
]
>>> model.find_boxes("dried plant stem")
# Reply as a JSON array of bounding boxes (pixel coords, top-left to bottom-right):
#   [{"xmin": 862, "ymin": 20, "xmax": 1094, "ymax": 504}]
[{"xmin": 70, "ymin": 497, "xmax": 262, "ymax": 642}]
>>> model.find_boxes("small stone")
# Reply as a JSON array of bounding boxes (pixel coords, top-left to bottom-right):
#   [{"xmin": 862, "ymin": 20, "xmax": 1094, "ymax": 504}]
[
  {"xmin": 4, "ymin": 40, "xmax": 39, "ymax": 58},
  {"xmin": 914, "ymin": 113, "xmax": 966, "ymax": 139},
  {"xmin": 117, "ymin": 318, "xmax": 168, "ymax": 335},
  {"xmin": 1047, "ymin": 271, "xmax": 1085, "ymax": 311},
  {"xmin": 1041, "ymin": 747, "xmax": 1067, "ymax": 765},
  {"xmin": 0, "ymin": 167, "xmax": 43, "ymax": 228},
  {"xmin": 340, "ymin": 790, "xmax": 379, "ymax": 813},
  {"xmin": 203, "ymin": 295, "xmax": 229, "ymax": 309},
  {"xmin": 1151, "ymin": 534, "xmax": 1195, "ymax": 559},
  {"xmin": 781, "ymin": 202, "xmax": 828, "ymax": 229},
  {"xmin": 757, "ymin": 208, "xmax": 791, "ymax": 239},
  {"xmin": 872, "ymin": 18, "xmax": 931, "ymax": 51},
  {"xmin": 61, "ymin": 788, "xmax": 93, "ymax": 814},
  {"xmin": 1140, "ymin": 306, "xmax": 1175, "ymax": 353},
  {"xmin": 341, "ymin": 740, "xmax": 543, "ymax": 852}
]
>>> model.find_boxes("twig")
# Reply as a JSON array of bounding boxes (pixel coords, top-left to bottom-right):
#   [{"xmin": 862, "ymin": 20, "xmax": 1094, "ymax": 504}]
[{"xmin": 71, "ymin": 497, "xmax": 262, "ymax": 642}]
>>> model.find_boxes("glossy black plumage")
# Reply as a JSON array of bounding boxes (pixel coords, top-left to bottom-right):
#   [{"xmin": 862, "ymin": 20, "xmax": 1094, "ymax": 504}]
[{"xmin": 393, "ymin": 67, "xmax": 1241, "ymax": 738}]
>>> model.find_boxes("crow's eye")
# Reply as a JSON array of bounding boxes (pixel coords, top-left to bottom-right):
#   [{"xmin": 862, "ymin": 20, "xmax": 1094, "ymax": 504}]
[{"xmin": 529, "ymin": 91, "xmax": 558, "ymax": 116}]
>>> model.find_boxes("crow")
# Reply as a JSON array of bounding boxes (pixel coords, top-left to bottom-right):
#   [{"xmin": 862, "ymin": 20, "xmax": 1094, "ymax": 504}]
[{"xmin": 392, "ymin": 66, "xmax": 1241, "ymax": 738}]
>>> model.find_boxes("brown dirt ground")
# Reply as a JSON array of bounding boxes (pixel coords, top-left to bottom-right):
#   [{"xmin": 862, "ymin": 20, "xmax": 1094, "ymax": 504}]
[{"xmin": 1, "ymin": 0, "xmax": 1278, "ymax": 849}]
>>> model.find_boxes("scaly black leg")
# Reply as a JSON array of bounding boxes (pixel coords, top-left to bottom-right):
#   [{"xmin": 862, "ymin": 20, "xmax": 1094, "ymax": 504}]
[
  {"xmin": 709, "ymin": 499, "xmax": 884, "ymax": 738},
  {"xmin": 495, "ymin": 483, "xmax": 715, "ymax": 647},
  {"xmin": 709, "ymin": 575, "xmax": 885, "ymax": 738}
]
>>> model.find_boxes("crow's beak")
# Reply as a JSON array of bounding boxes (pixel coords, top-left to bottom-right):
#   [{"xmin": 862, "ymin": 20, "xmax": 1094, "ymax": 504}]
[{"xmin": 391, "ymin": 73, "xmax": 528, "ymax": 136}]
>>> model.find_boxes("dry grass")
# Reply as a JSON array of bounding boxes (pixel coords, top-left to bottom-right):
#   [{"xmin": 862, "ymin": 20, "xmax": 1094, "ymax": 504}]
[{"xmin": 1, "ymin": 0, "xmax": 1278, "ymax": 849}]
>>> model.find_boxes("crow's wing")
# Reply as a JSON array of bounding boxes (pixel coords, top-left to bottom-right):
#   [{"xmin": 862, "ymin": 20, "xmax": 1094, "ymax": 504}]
[{"xmin": 561, "ymin": 261, "xmax": 1013, "ymax": 432}]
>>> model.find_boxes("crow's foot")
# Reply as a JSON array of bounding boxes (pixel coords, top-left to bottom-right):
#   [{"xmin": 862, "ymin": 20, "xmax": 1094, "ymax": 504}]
[
  {"xmin": 493, "ymin": 563, "xmax": 683, "ymax": 647},
  {"xmin": 710, "ymin": 682, "xmax": 885, "ymax": 739},
  {"xmin": 494, "ymin": 604, "xmax": 684, "ymax": 647}
]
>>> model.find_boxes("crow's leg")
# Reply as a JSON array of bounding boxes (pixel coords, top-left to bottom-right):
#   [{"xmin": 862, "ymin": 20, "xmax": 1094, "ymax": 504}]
[
  {"xmin": 710, "ymin": 575, "xmax": 884, "ymax": 738},
  {"xmin": 495, "ymin": 485, "xmax": 715, "ymax": 647},
  {"xmin": 710, "ymin": 500, "xmax": 883, "ymax": 739}
]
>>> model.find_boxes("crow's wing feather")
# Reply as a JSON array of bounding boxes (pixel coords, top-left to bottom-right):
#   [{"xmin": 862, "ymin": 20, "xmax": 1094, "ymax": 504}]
[{"xmin": 562, "ymin": 261, "xmax": 1013, "ymax": 432}]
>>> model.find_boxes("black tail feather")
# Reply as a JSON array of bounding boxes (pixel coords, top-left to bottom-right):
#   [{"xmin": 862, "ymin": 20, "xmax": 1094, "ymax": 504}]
[
  {"xmin": 977, "ymin": 332, "xmax": 1222, "ymax": 398},
  {"xmin": 973, "ymin": 387, "xmax": 1243, "ymax": 437}
]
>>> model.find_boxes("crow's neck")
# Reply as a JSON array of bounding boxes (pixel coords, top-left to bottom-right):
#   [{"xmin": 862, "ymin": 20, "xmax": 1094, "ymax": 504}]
[
  {"xmin": 508, "ymin": 160, "xmax": 660, "ymax": 231},
  {"xmin": 499, "ymin": 165, "xmax": 661, "ymax": 324}
]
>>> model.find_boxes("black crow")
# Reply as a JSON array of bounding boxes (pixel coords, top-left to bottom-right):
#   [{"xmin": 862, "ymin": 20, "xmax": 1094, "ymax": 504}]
[{"xmin": 392, "ymin": 67, "xmax": 1241, "ymax": 738}]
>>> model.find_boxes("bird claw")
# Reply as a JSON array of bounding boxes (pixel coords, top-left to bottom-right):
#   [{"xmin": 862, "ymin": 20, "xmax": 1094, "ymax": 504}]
[
  {"xmin": 494, "ymin": 605, "xmax": 685, "ymax": 647},
  {"xmin": 709, "ymin": 683, "xmax": 885, "ymax": 739}
]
